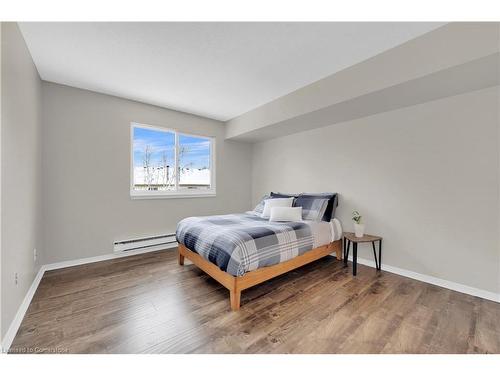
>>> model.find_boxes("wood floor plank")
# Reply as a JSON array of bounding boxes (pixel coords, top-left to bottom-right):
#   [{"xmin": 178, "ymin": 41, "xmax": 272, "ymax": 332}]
[{"xmin": 9, "ymin": 248, "xmax": 500, "ymax": 354}]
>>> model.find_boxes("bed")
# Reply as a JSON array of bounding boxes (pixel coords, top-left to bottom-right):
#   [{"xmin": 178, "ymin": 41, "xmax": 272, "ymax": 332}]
[
  {"xmin": 176, "ymin": 205, "xmax": 343, "ymax": 310},
  {"xmin": 176, "ymin": 212, "xmax": 342, "ymax": 276}
]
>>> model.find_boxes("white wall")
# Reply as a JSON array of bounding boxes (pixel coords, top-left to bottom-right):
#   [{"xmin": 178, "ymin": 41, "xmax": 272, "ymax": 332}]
[
  {"xmin": 42, "ymin": 82, "xmax": 252, "ymax": 264},
  {"xmin": 252, "ymin": 87, "xmax": 500, "ymax": 294},
  {"xmin": 1, "ymin": 23, "xmax": 43, "ymax": 339}
]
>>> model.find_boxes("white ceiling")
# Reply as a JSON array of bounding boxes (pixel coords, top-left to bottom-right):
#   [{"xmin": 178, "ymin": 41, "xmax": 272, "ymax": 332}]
[{"xmin": 19, "ymin": 22, "xmax": 444, "ymax": 121}]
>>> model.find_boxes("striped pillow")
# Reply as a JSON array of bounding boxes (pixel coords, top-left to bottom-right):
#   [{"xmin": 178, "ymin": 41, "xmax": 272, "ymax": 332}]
[
  {"xmin": 293, "ymin": 196, "xmax": 330, "ymax": 221},
  {"xmin": 253, "ymin": 195, "xmax": 270, "ymax": 215},
  {"xmin": 299, "ymin": 193, "xmax": 338, "ymax": 221}
]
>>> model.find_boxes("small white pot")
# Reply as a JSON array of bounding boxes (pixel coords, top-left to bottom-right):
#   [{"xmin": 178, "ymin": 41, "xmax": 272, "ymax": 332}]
[{"xmin": 354, "ymin": 223, "xmax": 365, "ymax": 238}]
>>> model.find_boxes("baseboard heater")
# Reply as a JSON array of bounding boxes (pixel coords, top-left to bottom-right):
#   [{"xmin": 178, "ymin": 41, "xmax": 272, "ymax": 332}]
[{"xmin": 113, "ymin": 233, "xmax": 177, "ymax": 252}]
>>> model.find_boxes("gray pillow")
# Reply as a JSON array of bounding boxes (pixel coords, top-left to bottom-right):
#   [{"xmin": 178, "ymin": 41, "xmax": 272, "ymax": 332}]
[{"xmin": 270, "ymin": 192, "xmax": 298, "ymax": 199}]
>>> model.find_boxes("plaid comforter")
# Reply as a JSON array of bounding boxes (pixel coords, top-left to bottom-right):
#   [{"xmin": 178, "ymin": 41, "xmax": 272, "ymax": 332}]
[{"xmin": 176, "ymin": 212, "xmax": 339, "ymax": 276}]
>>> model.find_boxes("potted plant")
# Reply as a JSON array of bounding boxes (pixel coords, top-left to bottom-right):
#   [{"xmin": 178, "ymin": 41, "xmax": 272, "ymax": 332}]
[{"xmin": 352, "ymin": 210, "xmax": 365, "ymax": 238}]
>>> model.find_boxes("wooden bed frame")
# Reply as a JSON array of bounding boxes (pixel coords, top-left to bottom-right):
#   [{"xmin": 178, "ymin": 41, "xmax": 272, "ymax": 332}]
[{"xmin": 178, "ymin": 240, "xmax": 343, "ymax": 311}]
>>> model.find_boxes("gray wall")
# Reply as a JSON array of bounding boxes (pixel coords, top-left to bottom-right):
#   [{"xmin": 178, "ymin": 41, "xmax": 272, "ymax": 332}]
[
  {"xmin": 252, "ymin": 87, "xmax": 500, "ymax": 294},
  {"xmin": 1, "ymin": 23, "xmax": 43, "ymax": 339},
  {"xmin": 42, "ymin": 82, "xmax": 252, "ymax": 264}
]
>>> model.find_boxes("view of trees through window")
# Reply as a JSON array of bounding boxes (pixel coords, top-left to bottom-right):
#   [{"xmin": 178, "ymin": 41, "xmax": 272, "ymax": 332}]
[{"xmin": 132, "ymin": 124, "xmax": 213, "ymax": 194}]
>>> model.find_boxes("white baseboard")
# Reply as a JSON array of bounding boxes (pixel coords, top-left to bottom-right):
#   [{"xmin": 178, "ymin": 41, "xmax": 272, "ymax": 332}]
[
  {"xmin": 1, "ymin": 243, "xmax": 178, "ymax": 352},
  {"xmin": 340, "ymin": 254, "xmax": 500, "ymax": 303},
  {"xmin": 44, "ymin": 242, "xmax": 177, "ymax": 271},
  {"xmin": 1, "ymin": 266, "xmax": 45, "ymax": 353}
]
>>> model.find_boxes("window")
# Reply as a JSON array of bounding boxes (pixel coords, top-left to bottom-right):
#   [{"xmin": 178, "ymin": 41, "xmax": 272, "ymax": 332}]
[{"xmin": 131, "ymin": 123, "xmax": 215, "ymax": 198}]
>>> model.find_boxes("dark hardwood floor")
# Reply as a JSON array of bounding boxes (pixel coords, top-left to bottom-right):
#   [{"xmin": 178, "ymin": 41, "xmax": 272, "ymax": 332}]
[{"xmin": 10, "ymin": 248, "xmax": 500, "ymax": 354}]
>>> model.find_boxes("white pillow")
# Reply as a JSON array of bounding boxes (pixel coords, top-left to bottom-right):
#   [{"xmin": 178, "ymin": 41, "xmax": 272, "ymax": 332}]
[
  {"xmin": 262, "ymin": 197, "xmax": 294, "ymax": 218},
  {"xmin": 269, "ymin": 207, "xmax": 302, "ymax": 222}
]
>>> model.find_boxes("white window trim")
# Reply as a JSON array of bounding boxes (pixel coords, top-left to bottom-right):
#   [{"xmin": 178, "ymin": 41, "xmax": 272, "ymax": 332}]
[{"xmin": 130, "ymin": 122, "xmax": 216, "ymax": 199}]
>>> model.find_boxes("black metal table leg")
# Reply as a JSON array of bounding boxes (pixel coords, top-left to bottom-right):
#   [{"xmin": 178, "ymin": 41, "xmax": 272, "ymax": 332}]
[
  {"xmin": 353, "ymin": 242, "xmax": 357, "ymax": 276},
  {"xmin": 372, "ymin": 241, "xmax": 379, "ymax": 270},
  {"xmin": 378, "ymin": 239, "xmax": 382, "ymax": 271},
  {"xmin": 344, "ymin": 239, "xmax": 350, "ymax": 266}
]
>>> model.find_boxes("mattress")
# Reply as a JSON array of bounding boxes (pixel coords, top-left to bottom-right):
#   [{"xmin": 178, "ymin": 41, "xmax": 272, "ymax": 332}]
[{"xmin": 176, "ymin": 212, "xmax": 342, "ymax": 276}]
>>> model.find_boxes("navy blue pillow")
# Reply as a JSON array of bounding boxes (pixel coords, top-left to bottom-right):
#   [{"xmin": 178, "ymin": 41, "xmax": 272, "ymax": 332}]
[{"xmin": 295, "ymin": 193, "xmax": 338, "ymax": 221}]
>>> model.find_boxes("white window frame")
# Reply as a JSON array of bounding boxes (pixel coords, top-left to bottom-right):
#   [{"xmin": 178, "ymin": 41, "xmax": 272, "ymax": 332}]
[{"xmin": 130, "ymin": 122, "xmax": 216, "ymax": 199}]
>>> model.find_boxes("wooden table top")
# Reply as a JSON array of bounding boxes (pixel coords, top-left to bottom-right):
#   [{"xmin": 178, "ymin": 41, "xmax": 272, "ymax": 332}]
[{"xmin": 343, "ymin": 232, "xmax": 382, "ymax": 243}]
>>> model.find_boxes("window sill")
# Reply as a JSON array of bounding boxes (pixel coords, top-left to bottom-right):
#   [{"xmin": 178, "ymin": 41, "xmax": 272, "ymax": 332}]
[{"xmin": 130, "ymin": 191, "xmax": 216, "ymax": 200}]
